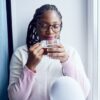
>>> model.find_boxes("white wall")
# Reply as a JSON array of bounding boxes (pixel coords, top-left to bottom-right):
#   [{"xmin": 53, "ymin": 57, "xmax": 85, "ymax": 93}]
[{"xmin": 11, "ymin": 0, "xmax": 88, "ymax": 69}]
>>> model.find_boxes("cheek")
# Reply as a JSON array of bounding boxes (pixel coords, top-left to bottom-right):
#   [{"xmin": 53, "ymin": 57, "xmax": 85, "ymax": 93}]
[
  {"xmin": 38, "ymin": 30, "xmax": 60, "ymax": 40},
  {"xmin": 38, "ymin": 31, "xmax": 46, "ymax": 39},
  {"xmin": 37, "ymin": 29, "xmax": 44, "ymax": 38},
  {"xmin": 54, "ymin": 33, "xmax": 60, "ymax": 39},
  {"xmin": 56, "ymin": 33, "xmax": 60, "ymax": 38}
]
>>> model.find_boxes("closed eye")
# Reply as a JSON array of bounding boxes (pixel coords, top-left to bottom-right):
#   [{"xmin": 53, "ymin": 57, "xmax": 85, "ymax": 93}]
[{"xmin": 53, "ymin": 24, "xmax": 60, "ymax": 28}]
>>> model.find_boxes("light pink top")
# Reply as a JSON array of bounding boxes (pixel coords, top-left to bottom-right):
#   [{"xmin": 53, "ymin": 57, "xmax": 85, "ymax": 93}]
[{"xmin": 8, "ymin": 45, "xmax": 90, "ymax": 100}]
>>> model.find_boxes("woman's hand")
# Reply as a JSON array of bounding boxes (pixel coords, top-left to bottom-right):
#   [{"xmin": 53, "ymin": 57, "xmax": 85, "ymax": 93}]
[
  {"xmin": 47, "ymin": 44, "xmax": 69, "ymax": 63},
  {"xmin": 26, "ymin": 43, "xmax": 44, "ymax": 72}
]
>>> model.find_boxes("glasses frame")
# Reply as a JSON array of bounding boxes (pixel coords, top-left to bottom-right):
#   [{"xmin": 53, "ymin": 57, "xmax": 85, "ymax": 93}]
[{"xmin": 37, "ymin": 22, "xmax": 62, "ymax": 33}]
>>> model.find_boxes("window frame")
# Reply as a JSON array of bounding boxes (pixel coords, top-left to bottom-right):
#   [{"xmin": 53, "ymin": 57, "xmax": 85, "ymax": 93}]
[
  {"xmin": 98, "ymin": 0, "xmax": 100, "ymax": 99},
  {"xmin": 87, "ymin": 0, "xmax": 98, "ymax": 100}
]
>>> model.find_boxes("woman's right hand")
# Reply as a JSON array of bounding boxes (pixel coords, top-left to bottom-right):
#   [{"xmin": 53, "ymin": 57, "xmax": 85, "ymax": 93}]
[{"xmin": 26, "ymin": 43, "xmax": 44, "ymax": 72}]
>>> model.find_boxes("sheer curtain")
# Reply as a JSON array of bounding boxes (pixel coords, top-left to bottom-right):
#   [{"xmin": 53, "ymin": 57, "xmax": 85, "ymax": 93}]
[
  {"xmin": 0, "ymin": 0, "xmax": 9, "ymax": 99},
  {"xmin": 88, "ymin": 0, "xmax": 98, "ymax": 100}
]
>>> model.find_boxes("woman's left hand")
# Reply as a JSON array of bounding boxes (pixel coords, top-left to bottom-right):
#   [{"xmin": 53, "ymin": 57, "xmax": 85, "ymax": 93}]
[{"xmin": 47, "ymin": 44, "xmax": 69, "ymax": 63}]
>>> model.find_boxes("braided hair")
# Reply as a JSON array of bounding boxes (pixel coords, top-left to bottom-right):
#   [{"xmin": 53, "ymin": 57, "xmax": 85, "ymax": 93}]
[{"xmin": 26, "ymin": 4, "xmax": 62, "ymax": 49}]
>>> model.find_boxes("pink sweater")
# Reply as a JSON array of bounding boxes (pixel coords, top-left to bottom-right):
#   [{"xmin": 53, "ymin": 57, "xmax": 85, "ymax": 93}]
[{"xmin": 8, "ymin": 45, "xmax": 90, "ymax": 100}]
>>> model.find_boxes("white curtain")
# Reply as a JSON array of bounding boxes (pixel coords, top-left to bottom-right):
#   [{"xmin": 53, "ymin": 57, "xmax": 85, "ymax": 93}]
[{"xmin": 88, "ymin": 0, "xmax": 98, "ymax": 100}]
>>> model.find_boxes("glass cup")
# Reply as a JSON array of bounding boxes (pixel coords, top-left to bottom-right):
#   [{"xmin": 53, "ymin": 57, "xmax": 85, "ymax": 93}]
[{"xmin": 41, "ymin": 38, "xmax": 60, "ymax": 55}]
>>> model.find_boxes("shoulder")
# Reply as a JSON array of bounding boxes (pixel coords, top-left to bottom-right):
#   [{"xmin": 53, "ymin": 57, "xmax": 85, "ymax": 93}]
[
  {"xmin": 10, "ymin": 45, "xmax": 28, "ymax": 67},
  {"xmin": 66, "ymin": 46, "xmax": 84, "ymax": 67},
  {"xmin": 65, "ymin": 46, "xmax": 83, "ymax": 63},
  {"xmin": 15, "ymin": 45, "xmax": 28, "ymax": 53},
  {"xmin": 11, "ymin": 45, "xmax": 28, "ymax": 62},
  {"xmin": 65, "ymin": 46, "xmax": 79, "ymax": 56},
  {"xmin": 13, "ymin": 45, "xmax": 28, "ymax": 56}
]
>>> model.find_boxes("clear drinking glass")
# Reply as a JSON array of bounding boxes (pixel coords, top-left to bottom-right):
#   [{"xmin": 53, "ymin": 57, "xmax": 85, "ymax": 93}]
[{"xmin": 41, "ymin": 38, "xmax": 60, "ymax": 55}]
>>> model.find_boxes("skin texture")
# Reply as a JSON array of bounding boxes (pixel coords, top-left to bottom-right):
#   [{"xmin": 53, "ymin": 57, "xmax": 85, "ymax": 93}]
[{"xmin": 26, "ymin": 10, "xmax": 69, "ymax": 72}]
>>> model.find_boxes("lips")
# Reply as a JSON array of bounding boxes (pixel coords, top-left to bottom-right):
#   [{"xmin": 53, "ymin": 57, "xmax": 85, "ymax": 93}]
[{"xmin": 45, "ymin": 36, "xmax": 55, "ymax": 40}]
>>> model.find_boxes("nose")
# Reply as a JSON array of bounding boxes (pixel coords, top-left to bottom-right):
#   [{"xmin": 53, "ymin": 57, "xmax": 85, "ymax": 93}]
[{"xmin": 46, "ymin": 26, "xmax": 54, "ymax": 35}]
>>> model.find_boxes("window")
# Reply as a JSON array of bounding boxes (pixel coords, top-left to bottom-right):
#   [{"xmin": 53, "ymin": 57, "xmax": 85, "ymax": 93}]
[
  {"xmin": 0, "ymin": 0, "xmax": 9, "ymax": 99},
  {"xmin": 87, "ymin": 0, "xmax": 98, "ymax": 100},
  {"xmin": 98, "ymin": 0, "xmax": 100, "ymax": 100}
]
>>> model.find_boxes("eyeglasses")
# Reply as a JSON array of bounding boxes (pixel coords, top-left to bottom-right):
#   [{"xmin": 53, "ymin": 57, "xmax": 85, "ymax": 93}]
[{"xmin": 38, "ymin": 22, "xmax": 61, "ymax": 33}]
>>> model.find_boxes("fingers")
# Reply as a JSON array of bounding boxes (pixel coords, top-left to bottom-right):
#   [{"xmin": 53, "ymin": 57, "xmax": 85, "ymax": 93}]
[
  {"xmin": 47, "ymin": 47, "xmax": 64, "ymax": 53},
  {"xmin": 38, "ymin": 49, "xmax": 44, "ymax": 55},
  {"xmin": 54, "ymin": 44, "xmax": 64, "ymax": 48},
  {"xmin": 47, "ymin": 44, "xmax": 65, "ymax": 53},
  {"xmin": 35, "ymin": 45, "xmax": 43, "ymax": 53},
  {"xmin": 29, "ymin": 43, "xmax": 43, "ymax": 54},
  {"xmin": 47, "ymin": 44, "xmax": 65, "ymax": 58},
  {"xmin": 48, "ymin": 52, "xmax": 65, "ymax": 58},
  {"xmin": 29, "ymin": 43, "xmax": 40, "ymax": 51},
  {"xmin": 47, "ymin": 44, "xmax": 65, "ymax": 57},
  {"xmin": 47, "ymin": 44, "xmax": 69, "ymax": 62}
]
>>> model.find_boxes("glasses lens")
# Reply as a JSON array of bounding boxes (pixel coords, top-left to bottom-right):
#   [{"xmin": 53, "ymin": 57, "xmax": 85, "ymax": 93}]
[
  {"xmin": 39, "ymin": 23, "xmax": 61, "ymax": 33},
  {"xmin": 52, "ymin": 24, "xmax": 61, "ymax": 32}
]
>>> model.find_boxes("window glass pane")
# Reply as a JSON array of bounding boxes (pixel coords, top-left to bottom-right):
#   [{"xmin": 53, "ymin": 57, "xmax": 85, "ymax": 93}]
[{"xmin": 0, "ymin": 0, "xmax": 9, "ymax": 99}]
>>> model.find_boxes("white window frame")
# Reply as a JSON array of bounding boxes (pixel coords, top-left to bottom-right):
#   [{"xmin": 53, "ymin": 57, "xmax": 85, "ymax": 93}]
[
  {"xmin": 98, "ymin": 0, "xmax": 100, "ymax": 99},
  {"xmin": 87, "ymin": 0, "xmax": 98, "ymax": 100}
]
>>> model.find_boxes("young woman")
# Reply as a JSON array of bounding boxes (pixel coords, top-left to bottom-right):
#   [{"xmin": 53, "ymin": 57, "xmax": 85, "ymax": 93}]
[{"xmin": 8, "ymin": 4, "xmax": 90, "ymax": 100}]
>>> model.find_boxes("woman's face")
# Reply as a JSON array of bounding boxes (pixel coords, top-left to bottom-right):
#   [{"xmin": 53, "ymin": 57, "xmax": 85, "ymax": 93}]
[{"xmin": 37, "ymin": 10, "xmax": 61, "ymax": 40}]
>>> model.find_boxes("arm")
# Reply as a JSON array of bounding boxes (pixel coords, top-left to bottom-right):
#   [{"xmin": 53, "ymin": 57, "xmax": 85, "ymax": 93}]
[
  {"xmin": 62, "ymin": 49, "xmax": 91, "ymax": 99},
  {"xmin": 8, "ymin": 49, "xmax": 36, "ymax": 100}
]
